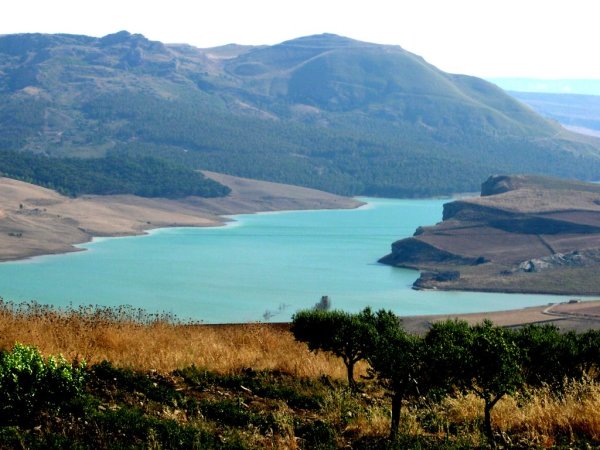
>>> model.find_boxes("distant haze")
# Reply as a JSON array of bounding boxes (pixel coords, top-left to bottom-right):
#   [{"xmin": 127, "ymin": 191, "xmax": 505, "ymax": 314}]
[
  {"xmin": 2, "ymin": 0, "xmax": 600, "ymax": 79},
  {"xmin": 490, "ymin": 79, "xmax": 600, "ymax": 96}
]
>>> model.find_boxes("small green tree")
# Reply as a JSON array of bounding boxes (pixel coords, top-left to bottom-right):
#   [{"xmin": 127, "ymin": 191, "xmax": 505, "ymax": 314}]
[
  {"xmin": 469, "ymin": 321, "xmax": 523, "ymax": 444},
  {"xmin": 424, "ymin": 319, "xmax": 474, "ymax": 395},
  {"xmin": 291, "ymin": 308, "xmax": 376, "ymax": 390},
  {"xmin": 365, "ymin": 309, "xmax": 424, "ymax": 441},
  {"xmin": 425, "ymin": 320, "xmax": 523, "ymax": 445},
  {"xmin": 513, "ymin": 324, "xmax": 579, "ymax": 388},
  {"xmin": 576, "ymin": 329, "xmax": 600, "ymax": 378}
]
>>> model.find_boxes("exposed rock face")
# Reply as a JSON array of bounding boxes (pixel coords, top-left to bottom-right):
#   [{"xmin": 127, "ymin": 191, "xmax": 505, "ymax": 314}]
[
  {"xmin": 379, "ymin": 175, "xmax": 600, "ymax": 293},
  {"xmin": 480, "ymin": 174, "xmax": 521, "ymax": 196},
  {"xmin": 517, "ymin": 249, "xmax": 600, "ymax": 273}
]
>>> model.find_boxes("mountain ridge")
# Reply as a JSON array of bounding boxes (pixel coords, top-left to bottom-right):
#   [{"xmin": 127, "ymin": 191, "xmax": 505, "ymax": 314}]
[{"xmin": 2, "ymin": 31, "xmax": 600, "ymax": 197}]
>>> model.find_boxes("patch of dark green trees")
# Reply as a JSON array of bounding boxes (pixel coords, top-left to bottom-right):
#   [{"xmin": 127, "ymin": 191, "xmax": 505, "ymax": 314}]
[
  {"xmin": 0, "ymin": 150, "xmax": 230, "ymax": 198},
  {"xmin": 291, "ymin": 308, "xmax": 600, "ymax": 445}
]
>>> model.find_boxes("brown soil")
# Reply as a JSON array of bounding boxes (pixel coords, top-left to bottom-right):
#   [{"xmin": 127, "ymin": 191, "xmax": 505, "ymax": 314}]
[
  {"xmin": 382, "ymin": 175, "xmax": 600, "ymax": 295},
  {"xmin": 399, "ymin": 299, "xmax": 600, "ymax": 334}
]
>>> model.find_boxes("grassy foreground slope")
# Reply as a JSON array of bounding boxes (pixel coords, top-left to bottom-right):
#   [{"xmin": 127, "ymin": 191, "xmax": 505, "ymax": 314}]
[
  {"xmin": 0, "ymin": 301, "xmax": 598, "ymax": 448},
  {"xmin": 2, "ymin": 32, "xmax": 600, "ymax": 196}
]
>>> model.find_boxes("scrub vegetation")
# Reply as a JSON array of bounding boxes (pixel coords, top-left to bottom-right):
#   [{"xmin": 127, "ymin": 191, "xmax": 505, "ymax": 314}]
[
  {"xmin": 0, "ymin": 300, "xmax": 598, "ymax": 448},
  {"xmin": 3, "ymin": 32, "xmax": 600, "ymax": 198}
]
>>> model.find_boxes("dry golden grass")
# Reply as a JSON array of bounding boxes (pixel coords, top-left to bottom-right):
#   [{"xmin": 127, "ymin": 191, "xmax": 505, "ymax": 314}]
[
  {"xmin": 0, "ymin": 301, "xmax": 598, "ymax": 446},
  {"xmin": 0, "ymin": 301, "xmax": 362, "ymax": 379},
  {"xmin": 438, "ymin": 379, "xmax": 600, "ymax": 446},
  {"xmin": 343, "ymin": 407, "xmax": 391, "ymax": 440}
]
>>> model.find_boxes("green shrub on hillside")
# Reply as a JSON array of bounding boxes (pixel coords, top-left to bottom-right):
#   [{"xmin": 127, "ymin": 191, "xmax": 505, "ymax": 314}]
[{"xmin": 0, "ymin": 343, "xmax": 86, "ymax": 424}]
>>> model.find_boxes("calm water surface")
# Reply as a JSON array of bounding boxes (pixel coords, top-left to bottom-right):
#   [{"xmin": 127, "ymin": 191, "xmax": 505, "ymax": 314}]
[{"xmin": 0, "ymin": 198, "xmax": 573, "ymax": 322}]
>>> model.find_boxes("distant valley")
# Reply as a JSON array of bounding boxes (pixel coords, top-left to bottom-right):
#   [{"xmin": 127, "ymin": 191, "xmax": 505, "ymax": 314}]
[
  {"xmin": 489, "ymin": 78, "xmax": 600, "ymax": 137},
  {"xmin": 506, "ymin": 91, "xmax": 600, "ymax": 137},
  {"xmin": 489, "ymin": 78, "xmax": 600, "ymax": 96},
  {"xmin": 2, "ymin": 31, "xmax": 600, "ymax": 197}
]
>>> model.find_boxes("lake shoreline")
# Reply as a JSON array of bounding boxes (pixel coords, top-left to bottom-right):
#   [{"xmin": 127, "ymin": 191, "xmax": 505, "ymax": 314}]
[
  {"xmin": 396, "ymin": 299, "xmax": 600, "ymax": 334},
  {"xmin": 413, "ymin": 282, "xmax": 600, "ymax": 296},
  {"xmin": 3, "ymin": 176, "xmax": 597, "ymax": 315},
  {"xmin": 0, "ymin": 172, "xmax": 363, "ymax": 263},
  {"xmin": 9, "ymin": 195, "xmax": 561, "ymax": 323},
  {"xmin": 198, "ymin": 299, "xmax": 600, "ymax": 333}
]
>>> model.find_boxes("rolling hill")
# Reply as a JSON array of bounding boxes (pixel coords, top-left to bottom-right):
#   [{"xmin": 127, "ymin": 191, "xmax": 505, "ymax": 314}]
[{"xmin": 2, "ymin": 31, "xmax": 600, "ymax": 197}]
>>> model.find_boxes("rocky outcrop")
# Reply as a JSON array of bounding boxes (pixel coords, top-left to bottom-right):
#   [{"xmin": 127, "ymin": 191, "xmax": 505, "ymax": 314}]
[
  {"xmin": 379, "ymin": 238, "xmax": 481, "ymax": 267},
  {"xmin": 481, "ymin": 175, "xmax": 515, "ymax": 196},
  {"xmin": 413, "ymin": 271, "xmax": 461, "ymax": 289},
  {"xmin": 442, "ymin": 200, "xmax": 512, "ymax": 221},
  {"xmin": 442, "ymin": 199, "xmax": 600, "ymax": 235},
  {"xmin": 517, "ymin": 249, "xmax": 600, "ymax": 273}
]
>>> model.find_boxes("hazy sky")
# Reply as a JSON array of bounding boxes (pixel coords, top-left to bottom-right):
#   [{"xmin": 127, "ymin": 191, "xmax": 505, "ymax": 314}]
[{"xmin": 3, "ymin": 0, "xmax": 599, "ymax": 79}]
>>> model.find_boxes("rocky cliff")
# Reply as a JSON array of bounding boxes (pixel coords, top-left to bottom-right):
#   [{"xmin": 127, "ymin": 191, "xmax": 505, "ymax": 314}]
[{"xmin": 379, "ymin": 175, "xmax": 600, "ymax": 295}]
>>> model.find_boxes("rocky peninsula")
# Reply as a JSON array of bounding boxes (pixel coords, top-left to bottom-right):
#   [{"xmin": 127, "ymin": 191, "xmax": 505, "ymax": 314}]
[{"xmin": 380, "ymin": 175, "xmax": 600, "ymax": 295}]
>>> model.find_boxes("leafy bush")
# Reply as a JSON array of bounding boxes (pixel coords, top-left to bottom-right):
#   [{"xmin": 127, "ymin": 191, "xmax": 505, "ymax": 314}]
[
  {"xmin": 0, "ymin": 343, "xmax": 86, "ymax": 424},
  {"xmin": 513, "ymin": 324, "xmax": 578, "ymax": 388}
]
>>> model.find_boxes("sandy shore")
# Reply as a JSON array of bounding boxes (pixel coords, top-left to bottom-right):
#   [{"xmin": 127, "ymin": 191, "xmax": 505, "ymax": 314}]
[{"xmin": 0, "ymin": 172, "xmax": 362, "ymax": 262}]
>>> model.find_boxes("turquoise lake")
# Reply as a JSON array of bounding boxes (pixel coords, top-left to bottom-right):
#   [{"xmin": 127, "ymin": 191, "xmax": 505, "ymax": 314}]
[{"xmin": 0, "ymin": 197, "xmax": 574, "ymax": 323}]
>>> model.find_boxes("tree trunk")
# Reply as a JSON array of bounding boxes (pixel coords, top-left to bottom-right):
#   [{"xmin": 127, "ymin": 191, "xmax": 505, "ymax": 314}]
[
  {"xmin": 389, "ymin": 391, "xmax": 402, "ymax": 441},
  {"xmin": 344, "ymin": 360, "xmax": 356, "ymax": 391},
  {"xmin": 484, "ymin": 398, "xmax": 493, "ymax": 446},
  {"xmin": 484, "ymin": 394, "xmax": 503, "ymax": 447}
]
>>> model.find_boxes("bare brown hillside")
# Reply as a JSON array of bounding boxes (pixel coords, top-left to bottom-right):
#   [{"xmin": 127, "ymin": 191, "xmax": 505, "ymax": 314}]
[
  {"xmin": 0, "ymin": 173, "xmax": 360, "ymax": 262},
  {"xmin": 380, "ymin": 175, "xmax": 600, "ymax": 295}
]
